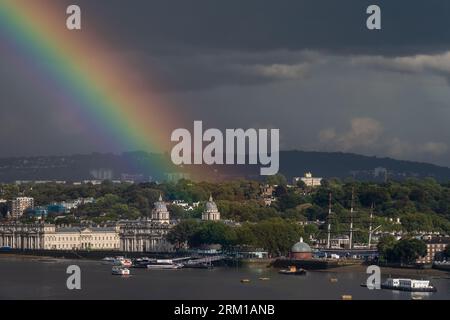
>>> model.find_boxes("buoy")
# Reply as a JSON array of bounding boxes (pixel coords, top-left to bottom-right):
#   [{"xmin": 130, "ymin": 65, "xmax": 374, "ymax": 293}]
[
  {"xmin": 341, "ymin": 295, "xmax": 352, "ymax": 300},
  {"xmin": 241, "ymin": 279, "xmax": 251, "ymax": 283}
]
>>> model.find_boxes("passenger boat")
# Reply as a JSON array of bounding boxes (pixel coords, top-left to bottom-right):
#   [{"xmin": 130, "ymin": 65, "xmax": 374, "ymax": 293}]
[
  {"xmin": 112, "ymin": 257, "xmax": 133, "ymax": 267},
  {"xmin": 183, "ymin": 263, "xmax": 214, "ymax": 269},
  {"xmin": 182, "ymin": 260, "xmax": 214, "ymax": 269},
  {"xmin": 433, "ymin": 261, "xmax": 450, "ymax": 271},
  {"xmin": 278, "ymin": 266, "xmax": 307, "ymax": 275},
  {"xmin": 146, "ymin": 259, "xmax": 183, "ymax": 270},
  {"xmin": 133, "ymin": 257, "xmax": 153, "ymax": 268},
  {"xmin": 102, "ymin": 257, "xmax": 115, "ymax": 264},
  {"xmin": 112, "ymin": 266, "xmax": 130, "ymax": 276},
  {"xmin": 380, "ymin": 278, "xmax": 436, "ymax": 292},
  {"xmin": 102, "ymin": 256, "xmax": 133, "ymax": 268}
]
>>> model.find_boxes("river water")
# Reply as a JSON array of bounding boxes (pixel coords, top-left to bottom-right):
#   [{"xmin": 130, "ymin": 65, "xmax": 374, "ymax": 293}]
[{"xmin": 0, "ymin": 257, "xmax": 449, "ymax": 300}]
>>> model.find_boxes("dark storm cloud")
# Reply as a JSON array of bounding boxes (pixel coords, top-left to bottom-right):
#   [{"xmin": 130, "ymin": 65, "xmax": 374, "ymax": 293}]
[
  {"xmin": 81, "ymin": 0, "xmax": 450, "ymax": 55},
  {"xmin": 2, "ymin": 0, "xmax": 450, "ymax": 167},
  {"xmin": 72, "ymin": 0, "xmax": 450, "ymax": 93},
  {"xmin": 122, "ymin": 50, "xmax": 315, "ymax": 92}
]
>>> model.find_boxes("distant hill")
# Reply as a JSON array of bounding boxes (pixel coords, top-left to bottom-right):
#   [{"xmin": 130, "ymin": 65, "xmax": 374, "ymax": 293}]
[
  {"xmin": 0, "ymin": 150, "xmax": 449, "ymax": 183},
  {"xmin": 277, "ymin": 150, "xmax": 450, "ymax": 182}
]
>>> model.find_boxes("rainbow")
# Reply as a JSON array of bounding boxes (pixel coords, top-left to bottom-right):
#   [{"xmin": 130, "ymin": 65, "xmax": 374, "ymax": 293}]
[{"xmin": 0, "ymin": 1, "xmax": 186, "ymax": 178}]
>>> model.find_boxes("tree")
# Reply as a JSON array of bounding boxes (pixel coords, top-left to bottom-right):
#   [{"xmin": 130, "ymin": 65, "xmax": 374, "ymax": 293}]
[
  {"xmin": 235, "ymin": 223, "xmax": 257, "ymax": 247},
  {"xmin": 444, "ymin": 245, "xmax": 450, "ymax": 259},
  {"xmin": 391, "ymin": 239, "xmax": 427, "ymax": 264},
  {"xmin": 166, "ymin": 219, "xmax": 201, "ymax": 249},
  {"xmin": 265, "ymin": 174, "xmax": 287, "ymax": 187},
  {"xmin": 167, "ymin": 205, "xmax": 187, "ymax": 220},
  {"xmin": 377, "ymin": 235, "xmax": 397, "ymax": 259},
  {"xmin": 190, "ymin": 221, "xmax": 237, "ymax": 248},
  {"xmin": 379, "ymin": 237, "xmax": 427, "ymax": 264},
  {"xmin": 304, "ymin": 224, "xmax": 319, "ymax": 239},
  {"xmin": 250, "ymin": 218, "xmax": 302, "ymax": 256},
  {"xmin": 276, "ymin": 192, "xmax": 303, "ymax": 211},
  {"xmin": 296, "ymin": 180, "xmax": 307, "ymax": 189}
]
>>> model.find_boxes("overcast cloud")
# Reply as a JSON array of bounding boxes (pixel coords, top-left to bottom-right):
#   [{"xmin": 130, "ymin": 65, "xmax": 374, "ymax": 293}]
[{"xmin": 1, "ymin": 0, "xmax": 450, "ymax": 167}]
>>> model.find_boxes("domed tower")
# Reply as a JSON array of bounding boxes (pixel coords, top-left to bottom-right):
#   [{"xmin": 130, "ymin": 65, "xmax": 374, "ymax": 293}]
[
  {"xmin": 290, "ymin": 237, "xmax": 312, "ymax": 260},
  {"xmin": 151, "ymin": 194, "xmax": 170, "ymax": 224},
  {"xmin": 202, "ymin": 195, "xmax": 220, "ymax": 221}
]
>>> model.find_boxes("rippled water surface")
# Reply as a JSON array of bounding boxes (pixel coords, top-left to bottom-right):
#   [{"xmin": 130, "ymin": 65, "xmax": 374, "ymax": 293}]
[{"xmin": 0, "ymin": 257, "xmax": 449, "ymax": 300}]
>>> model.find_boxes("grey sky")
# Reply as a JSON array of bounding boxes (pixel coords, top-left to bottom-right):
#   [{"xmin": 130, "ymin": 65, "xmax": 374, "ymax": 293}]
[{"xmin": 1, "ymin": 0, "xmax": 450, "ymax": 166}]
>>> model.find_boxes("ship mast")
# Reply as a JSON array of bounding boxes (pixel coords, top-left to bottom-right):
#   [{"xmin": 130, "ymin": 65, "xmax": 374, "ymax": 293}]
[
  {"xmin": 349, "ymin": 187, "xmax": 355, "ymax": 250},
  {"xmin": 368, "ymin": 202, "xmax": 374, "ymax": 249},
  {"xmin": 327, "ymin": 192, "xmax": 332, "ymax": 249}
]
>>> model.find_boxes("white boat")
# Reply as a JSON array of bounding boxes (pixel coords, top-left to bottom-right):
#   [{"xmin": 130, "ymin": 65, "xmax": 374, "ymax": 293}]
[
  {"xmin": 146, "ymin": 259, "xmax": 183, "ymax": 270},
  {"xmin": 381, "ymin": 278, "xmax": 436, "ymax": 292},
  {"xmin": 112, "ymin": 266, "xmax": 130, "ymax": 275},
  {"xmin": 112, "ymin": 257, "xmax": 133, "ymax": 267},
  {"xmin": 433, "ymin": 261, "xmax": 450, "ymax": 271},
  {"xmin": 102, "ymin": 257, "xmax": 115, "ymax": 264}
]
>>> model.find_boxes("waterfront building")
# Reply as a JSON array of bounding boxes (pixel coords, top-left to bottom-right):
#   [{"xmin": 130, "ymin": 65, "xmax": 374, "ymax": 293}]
[
  {"xmin": 0, "ymin": 196, "xmax": 175, "ymax": 252},
  {"xmin": 290, "ymin": 238, "xmax": 313, "ymax": 260},
  {"xmin": 416, "ymin": 236, "xmax": 450, "ymax": 264},
  {"xmin": 119, "ymin": 219, "xmax": 173, "ymax": 252},
  {"xmin": 293, "ymin": 172, "xmax": 322, "ymax": 188},
  {"xmin": 44, "ymin": 225, "xmax": 121, "ymax": 250},
  {"xmin": 11, "ymin": 197, "xmax": 34, "ymax": 218},
  {"xmin": 0, "ymin": 221, "xmax": 172, "ymax": 252},
  {"xmin": 0, "ymin": 223, "xmax": 120, "ymax": 250},
  {"xmin": 118, "ymin": 194, "xmax": 173, "ymax": 252},
  {"xmin": 202, "ymin": 195, "xmax": 221, "ymax": 221},
  {"xmin": 0, "ymin": 223, "xmax": 44, "ymax": 249}
]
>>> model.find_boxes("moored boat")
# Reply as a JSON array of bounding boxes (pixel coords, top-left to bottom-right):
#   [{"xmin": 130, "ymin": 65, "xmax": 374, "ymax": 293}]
[
  {"xmin": 102, "ymin": 256, "xmax": 132, "ymax": 267},
  {"xmin": 112, "ymin": 266, "xmax": 130, "ymax": 276},
  {"xmin": 133, "ymin": 257, "xmax": 154, "ymax": 268},
  {"xmin": 433, "ymin": 261, "xmax": 450, "ymax": 271},
  {"xmin": 182, "ymin": 263, "xmax": 214, "ymax": 269},
  {"xmin": 182, "ymin": 261, "xmax": 214, "ymax": 269},
  {"xmin": 102, "ymin": 257, "xmax": 115, "ymax": 264},
  {"xmin": 113, "ymin": 257, "xmax": 133, "ymax": 267},
  {"xmin": 380, "ymin": 278, "xmax": 436, "ymax": 292},
  {"xmin": 146, "ymin": 259, "xmax": 183, "ymax": 270},
  {"xmin": 278, "ymin": 265, "xmax": 307, "ymax": 275}
]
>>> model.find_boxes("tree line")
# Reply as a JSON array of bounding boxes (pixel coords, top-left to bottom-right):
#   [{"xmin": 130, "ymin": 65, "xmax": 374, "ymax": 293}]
[{"xmin": 1, "ymin": 176, "xmax": 450, "ymax": 236}]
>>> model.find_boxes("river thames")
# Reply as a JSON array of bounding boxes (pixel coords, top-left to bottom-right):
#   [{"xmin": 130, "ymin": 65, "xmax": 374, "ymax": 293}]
[{"xmin": 0, "ymin": 256, "xmax": 449, "ymax": 300}]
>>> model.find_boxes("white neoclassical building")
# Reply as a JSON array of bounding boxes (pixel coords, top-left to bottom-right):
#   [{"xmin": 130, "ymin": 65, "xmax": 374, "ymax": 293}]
[
  {"xmin": 0, "ymin": 195, "xmax": 174, "ymax": 252},
  {"xmin": 151, "ymin": 194, "xmax": 170, "ymax": 224},
  {"xmin": 119, "ymin": 194, "xmax": 173, "ymax": 252},
  {"xmin": 202, "ymin": 195, "xmax": 221, "ymax": 221},
  {"xmin": 0, "ymin": 223, "xmax": 120, "ymax": 250},
  {"xmin": 43, "ymin": 225, "xmax": 121, "ymax": 250}
]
